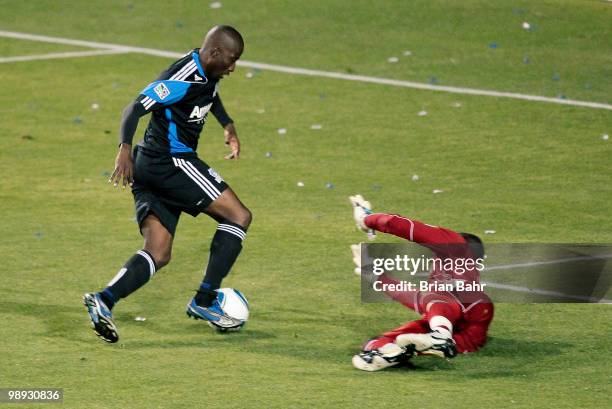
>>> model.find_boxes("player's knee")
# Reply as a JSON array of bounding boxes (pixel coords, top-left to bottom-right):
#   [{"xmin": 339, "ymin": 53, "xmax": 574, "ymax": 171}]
[
  {"xmin": 144, "ymin": 245, "xmax": 172, "ymax": 268},
  {"xmin": 229, "ymin": 206, "xmax": 252, "ymax": 229},
  {"xmin": 151, "ymin": 250, "xmax": 171, "ymax": 268},
  {"xmin": 240, "ymin": 207, "xmax": 252, "ymax": 228}
]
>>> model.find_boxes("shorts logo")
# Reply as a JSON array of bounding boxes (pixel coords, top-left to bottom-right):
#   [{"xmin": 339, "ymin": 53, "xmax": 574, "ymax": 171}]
[
  {"xmin": 208, "ymin": 168, "xmax": 223, "ymax": 184},
  {"xmin": 154, "ymin": 83, "xmax": 170, "ymax": 100}
]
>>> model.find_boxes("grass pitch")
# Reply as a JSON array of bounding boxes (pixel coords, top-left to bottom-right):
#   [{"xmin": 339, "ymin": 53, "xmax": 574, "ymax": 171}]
[{"xmin": 1, "ymin": 1, "xmax": 611, "ymax": 408}]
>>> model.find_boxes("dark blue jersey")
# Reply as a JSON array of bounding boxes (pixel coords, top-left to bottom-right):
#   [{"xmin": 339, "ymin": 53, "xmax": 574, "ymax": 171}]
[{"xmin": 135, "ymin": 49, "xmax": 232, "ymax": 155}]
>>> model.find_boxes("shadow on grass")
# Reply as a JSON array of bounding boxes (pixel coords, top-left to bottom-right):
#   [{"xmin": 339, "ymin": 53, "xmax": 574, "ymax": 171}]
[{"xmin": 1, "ymin": 300, "xmax": 574, "ymax": 375}]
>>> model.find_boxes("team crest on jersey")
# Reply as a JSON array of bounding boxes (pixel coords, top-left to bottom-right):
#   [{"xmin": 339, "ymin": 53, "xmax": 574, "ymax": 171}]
[
  {"xmin": 208, "ymin": 168, "xmax": 223, "ymax": 184},
  {"xmin": 154, "ymin": 83, "xmax": 170, "ymax": 100}
]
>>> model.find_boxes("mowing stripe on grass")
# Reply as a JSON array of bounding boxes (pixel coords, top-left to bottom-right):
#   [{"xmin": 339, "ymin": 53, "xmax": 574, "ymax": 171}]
[
  {"xmin": 0, "ymin": 49, "xmax": 130, "ymax": 63},
  {"xmin": 1, "ymin": 30, "xmax": 611, "ymax": 111}
]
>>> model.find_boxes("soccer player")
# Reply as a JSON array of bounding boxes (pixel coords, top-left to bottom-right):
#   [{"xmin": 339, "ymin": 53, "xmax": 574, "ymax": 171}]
[
  {"xmin": 83, "ymin": 25, "xmax": 251, "ymax": 343},
  {"xmin": 349, "ymin": 195, "xmax": 494, "ymax": 371}
]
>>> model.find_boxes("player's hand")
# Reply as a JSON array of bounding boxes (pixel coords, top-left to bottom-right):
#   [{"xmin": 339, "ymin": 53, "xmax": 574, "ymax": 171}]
[
  {"xmin": 109, "ymin": 144, "xmax": 134, "ymax": 189},
  {"xmin": 223, "ymin": 123, "xmax": 240, "ymax": 160}
]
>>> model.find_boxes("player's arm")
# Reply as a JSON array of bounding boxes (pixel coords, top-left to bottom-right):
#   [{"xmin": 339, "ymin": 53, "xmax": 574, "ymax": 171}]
[
  {"xmin": 110, "ymin": 80, "xmax": 191, "ymax": 187},
  {"xmin": 211, "ymin": 94, "xmax": 240, "ymax": 160},
  {"xmin": 109, "ymin": 101, "xmax": 149, "ymax": 188}
]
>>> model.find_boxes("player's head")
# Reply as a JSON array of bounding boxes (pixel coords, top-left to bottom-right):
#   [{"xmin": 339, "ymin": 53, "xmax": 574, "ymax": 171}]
[
  {"xmin": 200, "ymin": 25, "xmax": 244, "ymax": 80},
  {"xmin": 459, "ymin": 232, "xmax": 485, "ymax": 260}
]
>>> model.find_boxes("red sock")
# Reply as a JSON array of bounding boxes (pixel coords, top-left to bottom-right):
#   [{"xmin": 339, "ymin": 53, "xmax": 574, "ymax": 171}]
[
  {"xmin": 364, "ymin": 213, "xmax": 412, "ymax": 240},
  {"xmin": 424, "ymin": 302, "xmax": 461, "ymax": 337}
]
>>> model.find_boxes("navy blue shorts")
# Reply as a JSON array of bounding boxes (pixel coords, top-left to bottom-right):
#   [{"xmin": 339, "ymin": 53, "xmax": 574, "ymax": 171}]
[{"xmin": 131, "ymin": 146, "xmax": 228, "ymax": 236}]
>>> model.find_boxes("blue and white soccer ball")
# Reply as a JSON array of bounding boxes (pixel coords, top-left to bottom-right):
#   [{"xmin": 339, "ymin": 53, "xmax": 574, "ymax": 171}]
[{"xmin": 211, "ymin": 288, "xmax": 249, "ymax": 332}]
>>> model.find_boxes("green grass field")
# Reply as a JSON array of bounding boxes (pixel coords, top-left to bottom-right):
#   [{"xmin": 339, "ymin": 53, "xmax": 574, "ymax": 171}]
[{"xmin": 1, "ymin": 1, "xmax": 611, "ymax": 408}]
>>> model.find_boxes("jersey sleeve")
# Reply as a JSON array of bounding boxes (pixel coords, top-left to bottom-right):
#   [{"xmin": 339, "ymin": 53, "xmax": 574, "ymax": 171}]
[
  {"xmin": 210, "ymin": 94, "xmax": 233, "ymax": 127},
  {"xmin": 137, "ymin": 80, "xmax": 193, "ymax": 112}
]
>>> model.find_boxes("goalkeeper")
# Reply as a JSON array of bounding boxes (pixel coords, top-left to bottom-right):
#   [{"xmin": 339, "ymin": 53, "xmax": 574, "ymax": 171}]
[{"xmin": 349, "ymin": 195, "xmax": 494, "ymax": 372}]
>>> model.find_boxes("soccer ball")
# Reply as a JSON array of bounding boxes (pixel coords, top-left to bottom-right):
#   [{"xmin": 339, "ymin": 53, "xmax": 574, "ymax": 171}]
[{"xmin": 211, "ymin": 288, "xmax": 249, "ymax": 332}]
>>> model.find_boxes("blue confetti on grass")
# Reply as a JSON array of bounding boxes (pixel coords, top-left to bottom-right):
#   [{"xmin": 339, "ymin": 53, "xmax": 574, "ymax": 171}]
[{"xmin": 488, "ymin": 42, "xmax": 499, "ymax": 49}]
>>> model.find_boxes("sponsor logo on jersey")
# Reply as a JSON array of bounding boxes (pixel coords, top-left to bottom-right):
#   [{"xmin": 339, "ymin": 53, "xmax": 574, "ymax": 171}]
[
  {"xmin": 208, "ymin": 168, "xmax": 224, "ymax": 184},
  {"xmin": 188, "ymin": 103, "xmax": 213, "ymax": 123},
  {"xmin": 154, "ymin": 83, "xmax": 170, "ymax": 100}
]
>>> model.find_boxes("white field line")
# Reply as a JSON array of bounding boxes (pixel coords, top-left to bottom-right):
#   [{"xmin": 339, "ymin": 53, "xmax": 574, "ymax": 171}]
[
  {"xmin": 1, "ymin": 30, "xmax": 611, "ymax": 111},
  {"xmin": 481, "ymin": 281, "xmax": 612, "ymax": 303},
  {"xmin": 482, "ymin": 253, "xmax": 612, "ymax": 303},
  {"xmin": 402, "ymin": 254, "xmax": 611, "ymax": 303},
  {"xmin": 0, "ymin": 49, "xmax": 130, "ymax": 63},
  {"xmin": 484, "ymin": 253, "xmax": 612, "ymax": 271}
]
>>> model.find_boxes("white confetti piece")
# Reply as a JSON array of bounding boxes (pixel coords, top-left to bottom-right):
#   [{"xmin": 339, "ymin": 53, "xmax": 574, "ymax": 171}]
[
  {"xmin": 245, "ymin": 72, "xmax": 254, "ymax": 79},
  {"xmin": 403, "ymin": 50, "xmax": 412, "ymax": 56},
  {"xmin": 297, "ymin": 181, "xmax": 304, "ymax": 187},
  {"xmin": 432, "ymin": 189, "xmax": 443, "ymax": 194},
  {"xmin": 91, "ymin": 103, "xmax": 99, "ymax": 110},
  {"xmin": 411, "ymin": 174, "xmax": 420, "ymax": 181},
  {"xmin": 265, "ymin": 151, "xmax": 272, "ymax": 158},
  {"xmin": 418, "ymin": 110, "xmax": 428, "ymax": 116},
  {"xmin": 277, "ymin": 128, "xmax": 287, "ymax": 135},
  {"xmin": 452, "ymin": 102, "xmax": 462, "ymax": 108},
  {"xmin": 387, "ymin": 56, "xmax": 399, "ymax": 63},
  {"xmin": 484, "ymin": 230, "xmax": 496, "ymax": 234},
  {"xmin": 210, "ymin": 1, "xmax": 222, "ymax": 9},
  {"xmin": 310, "ymin": 124, "xmax": 322, "ymax": 130},
  {"xmin": 522, "ymin": 22, "xmax": 531, "ymax": 30},
  {"xmin": 134, "ymin": 316, "xmax": 147, "ymax": 322},
  {"xmin": 602, "ymin": 134, "xmax": 609, "ymax": 141},
  {"xmin": 256, "ymin": 108, "xmax": 265, "ymax": 114}
]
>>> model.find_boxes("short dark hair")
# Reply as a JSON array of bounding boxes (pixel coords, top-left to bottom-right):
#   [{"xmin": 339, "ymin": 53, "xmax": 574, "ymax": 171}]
[{"xmin": 460, "ymin": 232, "xmax": 485, "ymax": 259}]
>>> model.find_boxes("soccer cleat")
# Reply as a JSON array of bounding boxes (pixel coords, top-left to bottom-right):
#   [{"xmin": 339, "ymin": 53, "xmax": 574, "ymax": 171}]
[
  {"xmin": 395, "ymin": 331, "xmax": 458, "ymax": 359},
  {"xmin": 348, "ymin": 194, "xmax": 375, "ymax": 238},
  {"xmin": 351, "ymin": 343, "xmax": 414, "ymax": 372},
  {"xmin": 83, "ymin": 292, "xmax": 119, "ymax": 343},
  {"xmin": 186, "ymin": 298, "xmax": 243, "ymax": 331}
]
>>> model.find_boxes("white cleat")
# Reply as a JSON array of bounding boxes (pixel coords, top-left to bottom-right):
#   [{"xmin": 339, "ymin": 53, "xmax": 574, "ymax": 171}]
[
  {"xmin": 396, "ymin": 331, "xmax": 458, "ymax": 359},
  {"xmin": 351, "ymin": 243, "xmax": 376, "ymax": 277},
  {"xmin": 349, "ymin": 194, "xmax": 375, "ymax": 238},
  {"xmin": 352, "ymin": 343, "xmax": 412, "ymax": 372}
]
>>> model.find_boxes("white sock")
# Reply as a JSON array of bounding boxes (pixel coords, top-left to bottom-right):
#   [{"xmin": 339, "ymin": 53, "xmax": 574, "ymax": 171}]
[{"xmin": 429, "ymin": 316, "xmax": 453, "ymax": 339}]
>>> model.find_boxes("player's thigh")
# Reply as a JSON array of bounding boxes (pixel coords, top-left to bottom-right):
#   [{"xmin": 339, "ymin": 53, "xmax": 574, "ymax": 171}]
[
  {"xmin": 205, "ymin": 187, "xmax": 251, "ymax": 228},
  {"xmin": 169, "ymin": 155, "xmax": 251, "ymax": 227},
  {"xmin": 165, "ymin": 155, "xmax": 230, "ymax": 213}
]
